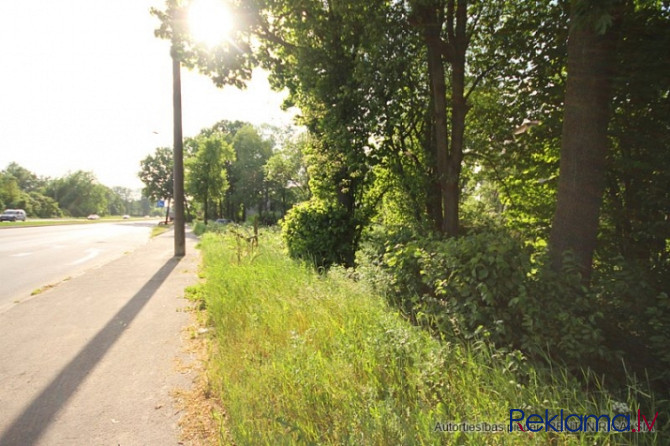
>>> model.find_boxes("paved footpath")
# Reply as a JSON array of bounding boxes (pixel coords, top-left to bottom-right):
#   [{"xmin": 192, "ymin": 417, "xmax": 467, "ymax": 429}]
[{"xmin": 0, "ymin": 230, "xmax": 200, "ymax": 446}]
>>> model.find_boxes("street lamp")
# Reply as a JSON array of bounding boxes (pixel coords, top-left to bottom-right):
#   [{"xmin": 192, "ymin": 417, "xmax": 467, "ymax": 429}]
[{"xmin": 170, "ymin": 0, "xmax": 232, "ymax": 257}]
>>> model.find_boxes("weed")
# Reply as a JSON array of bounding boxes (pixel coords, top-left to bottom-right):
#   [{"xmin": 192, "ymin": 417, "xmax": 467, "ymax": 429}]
[{"xmin": 196, "ymin": 230, "xmax": 658, "ymax": 445}]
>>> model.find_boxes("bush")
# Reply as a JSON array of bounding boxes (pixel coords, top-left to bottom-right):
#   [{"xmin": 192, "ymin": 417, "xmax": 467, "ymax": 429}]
[
  {"xmin": 592, "ymin": 256, "xmax": 670, "ymax": 388},
  {"xmin": 281, "ymin": 199, "xmax": 359, "ymax": 268},
  {"xmin": 359, "ymin": 225, "xmax": 606, "ymax": 366},
  {"xmin": 192, "ymin": 220, "xmax": 207, "ymax": 236}
]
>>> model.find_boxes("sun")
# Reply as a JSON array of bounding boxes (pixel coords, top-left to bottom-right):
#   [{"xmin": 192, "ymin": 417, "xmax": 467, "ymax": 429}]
[{"xmin": 188, "ymin": 0, "xmax": 232, "ymax": 47}]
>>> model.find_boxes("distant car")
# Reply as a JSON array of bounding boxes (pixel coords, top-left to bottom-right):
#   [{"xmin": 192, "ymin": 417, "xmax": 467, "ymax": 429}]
[
  {"xmin": 0, "ymin": 209, "xmax": 27, "ymax": 222},
  {"xmin": 122, "ymin": 215, "xmax": 130, "ymax": 219},
  {"xmin": 87, "ymin": 214, "xmax": 100, "ymax": 220},
  {"xmin": 214, "ymin": 218, "xmax": 231, "ymax": 224}
]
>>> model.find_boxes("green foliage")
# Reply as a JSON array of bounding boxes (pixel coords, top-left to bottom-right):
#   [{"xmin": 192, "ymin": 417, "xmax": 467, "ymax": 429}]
[
  {"xmin": 1, "ymin": 162, "xmax": 151, "ymax": 218},
  {"xmin": 359, "ymin": 225, "xmax": 605, "ymax": 366},
  {"xmin": 21, "ymin": 191, "xmax": 62, "ymax": 218},
  {"xmin": 281, "ymin": 199, "xmax": 358, "ymax": 268},
  {"xmin": 111, "ymin": 186, "xmax": 136, "ymax": 216},
  {"xmin": 186, "ymin": 132, "xmax": 234, "ymax": 223},
  {"xmin": 151, "ymin": 0, "xmax": 254, "ymax": 89},
  {"xmin": 185, "ymin": 120, "xmax": 308, "ymax": 224},
  {"xmin": 138, "ymin": 146, "xmax": 174, "ymax": 204},
  {"xmin": 592, "ymin": 255, "xmax": 670, "ymax": 386},
  {"xmin": 153, "ymin": 0, "xmax": 669, "ymax": 420},
  {"xmin": 45, "ymin": 171, "xmax": 109, "ymax": 217},
  {"xmin": 264, "ymin": 132, "xmax": 311, "ymax": 217},
  {"xmin": 462, "ymin": 1, "xmax": 569, "ymax": 241},
  {"xmin": 3, "ymin": 162, "xmax": 43, "ymax": 192},
  {"xmin": 601, "ymin": 2, "xmax": 670, "ymax": 272},
  {"xmin": 191, "ymin": 220, "xmax": 207, "ymax": 237},
  {"xmin": 196, "ymin": 230, "xmax": 653, "ymax": 445},
  {"xmin": 226, "ymin": 125, "xmax": 272, "ymax": 221},
  {"xmin": 0, "ymin": 163, "xmax": 62, "ymax": 218}
]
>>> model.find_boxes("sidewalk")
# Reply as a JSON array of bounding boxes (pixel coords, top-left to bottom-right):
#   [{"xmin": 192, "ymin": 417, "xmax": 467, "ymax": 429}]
[{"xmin": 0, "ymin": 229, "xmax": 200, "ymax": 446}]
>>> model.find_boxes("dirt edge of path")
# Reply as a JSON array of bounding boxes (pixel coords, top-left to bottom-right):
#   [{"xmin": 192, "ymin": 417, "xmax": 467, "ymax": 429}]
[{"xmin": 173, "ymin": 303, "xmax": 234, "ymax": 445}]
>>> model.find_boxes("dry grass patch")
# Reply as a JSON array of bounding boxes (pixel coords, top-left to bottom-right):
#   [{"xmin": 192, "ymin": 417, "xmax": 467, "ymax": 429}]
[{"xmin": 173, "ymin": 305, "xmax": 233, "ymax": 446}]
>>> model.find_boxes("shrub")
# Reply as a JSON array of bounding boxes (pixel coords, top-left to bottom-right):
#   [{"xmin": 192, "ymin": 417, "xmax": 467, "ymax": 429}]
[
  {"xmin": 192, "ymin": 220, "xmax": 207, "ymax": 236},
  {"xmin": 360, "ymin": 225, "xmax": 606, "ymax": 366},
  {"xmin": 281, "ymin": 199, "xmax": 359, "ymax": 268},
  {"xmin": 592, "ymin": 256, "xmax": 670, "ymax": 388}
]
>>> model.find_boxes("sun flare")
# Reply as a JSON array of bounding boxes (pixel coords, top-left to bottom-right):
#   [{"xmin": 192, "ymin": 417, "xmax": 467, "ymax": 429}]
[{"xmin": 188, "ymin": 0, "xmax": 232, "ymax": 46}]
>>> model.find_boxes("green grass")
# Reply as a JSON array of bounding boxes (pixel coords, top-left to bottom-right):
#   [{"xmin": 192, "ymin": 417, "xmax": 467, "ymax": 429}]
[
  {"xmin": 195, "ymin": 229, "xmax": 657, "ymax": 445},
  {"xmin": 151, "ymin": 224, "xmax": 171, "ymax": 238}
]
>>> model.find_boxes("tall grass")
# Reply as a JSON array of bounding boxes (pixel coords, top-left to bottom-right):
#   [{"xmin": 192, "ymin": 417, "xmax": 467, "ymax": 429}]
[{"xmin": 195, "ymin": 229, "xmax": 657, "ymax": 445}]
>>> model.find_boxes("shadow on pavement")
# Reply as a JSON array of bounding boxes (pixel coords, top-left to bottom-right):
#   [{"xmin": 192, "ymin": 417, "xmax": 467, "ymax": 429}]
[{"xmin": 0, "ymin": 257, "xmax": 181, "ymax": 446}]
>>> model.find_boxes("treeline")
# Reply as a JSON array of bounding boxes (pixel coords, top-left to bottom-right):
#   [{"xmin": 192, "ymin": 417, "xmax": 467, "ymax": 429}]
[
  {"xmin": 139, "ymin": 121, "xmax": 310, "ymax": 224},
  {"xmin": 154, "ymin": 0, "xmax": 670, "ymax": 414},
  {"xmin": 0, "ymin": 162, "xmax": 155, "ymax": 218}
]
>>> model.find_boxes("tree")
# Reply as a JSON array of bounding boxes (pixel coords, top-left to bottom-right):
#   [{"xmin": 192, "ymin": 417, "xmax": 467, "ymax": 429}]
[
  {"xmin": 602, "ymin": 1, "xmax": 670, "ymax": 268},
  {"xmin": 250, "ymin": 0, "xmax": 395, "ymax": 261},
  {"xmin": 1, "ymin": 163, "xmax": 64, "ymax": 217},
  {"xmin": 3, "ymin": 162, "xmax": 43, "ymax": 192},
  {"xmin": 112, "ymin": 187, "xmax": 135, "ymax": 215},
  {"xmin": 138, "ymin": 147, "xmax": 174, "ymax": 223},
  {"xmin": 549, "ymin": 0, "xmax": 620, "ymax": 281},
  {"xmin": 228, "ymin": 125, "xmax": 272, "ymax": 221},
  {"xmin": 104, "ymin": 187, "xmax": 126, "ymax": 215},
  {"xmin": 186, "ymin": 132, "xmax": 234, "ymax": 223},
  {"xmin": 46, "ymin": 171, "xmax": 108, "ymax": 217},
  {"xmin": 460, "ymin": 1, "xmax": 569, "ymax": 239},
  {"xmin": 265, "ymin": 132, "xmax": 310, "ymax": 217},
  {"xmin": 0, "ymin": 174, "xmax": 21, "ymax": 209},
  {"xmin": 409, "ymin": 0, "xmax": 468, "ymax": 237}
]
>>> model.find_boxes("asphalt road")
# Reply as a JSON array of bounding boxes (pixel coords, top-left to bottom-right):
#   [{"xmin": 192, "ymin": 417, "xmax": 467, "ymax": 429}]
[
  {"xmin": 0, "ymin": 229, "xmax": 198, "ymax": 445},
  {"xmin": 0, "ymin": 221, "xmax": 159, "ymax": 313}
]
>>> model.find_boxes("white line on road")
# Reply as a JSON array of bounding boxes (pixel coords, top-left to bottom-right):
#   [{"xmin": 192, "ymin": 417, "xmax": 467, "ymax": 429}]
[
  {"xmin": 69, "ymin": 248, "xmax": 101, "ymax": 266},
  {"xmin": 11, "ymin": 252, "xmax": 33, "ymax": 257}
]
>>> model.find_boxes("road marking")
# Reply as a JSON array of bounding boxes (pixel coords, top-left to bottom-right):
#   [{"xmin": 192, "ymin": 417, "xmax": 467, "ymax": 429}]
[
  {"xmin": 69, "ymin": 248, "xmax": 101, "ymax": 265},
  {"xmin": 11, "ymin": 252, "xmax": 33, "ymax": 257}
]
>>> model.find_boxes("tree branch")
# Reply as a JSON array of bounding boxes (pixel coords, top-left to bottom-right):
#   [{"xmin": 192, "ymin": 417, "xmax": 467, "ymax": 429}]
[
  {"xmin": 464, "ymin": 63, "xmax": 498, "ymax": 102},
  {"xmin": 254, "ymin": 22, "xmax": 299, "ymax": 51},
  {"xmin": 465, "ymin": 151, "xmax": 517, "ymax": 210}
]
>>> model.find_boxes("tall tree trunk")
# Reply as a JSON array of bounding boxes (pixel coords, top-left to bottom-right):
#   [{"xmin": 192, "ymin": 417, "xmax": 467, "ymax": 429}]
[
  {"xmin": 203, "ymin": 188, "xmax": 209, "ymax": 225},
  {"xmin": 549, "ymin": 1, "xmax": 618, "ymax": 282},
  {"xmin": 281, "ymin": 188, "xmax": 287, "ymax": 217},
  {"xmin": 444, "ymin": 0, "xmax": 467, "ymax": 238},
  {"xmin": 424, "ymin": 90, "xmax": 444, "ymax": 231},
  {"xmin": 424, "ymin": 16, "xmax": 450, "ymax": 235},
  {"xmin": 414, "ymin": 0, "xmax": 468, "ymax": 237}
]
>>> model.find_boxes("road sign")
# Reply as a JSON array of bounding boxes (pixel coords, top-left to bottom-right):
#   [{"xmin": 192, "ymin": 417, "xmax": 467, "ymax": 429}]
[{"xmin": 157, "ymin": 200, "xmax": 165, "ymax": 208}]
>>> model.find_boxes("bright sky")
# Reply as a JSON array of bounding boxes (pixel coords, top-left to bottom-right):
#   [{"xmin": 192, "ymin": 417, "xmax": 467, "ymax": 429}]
[{"xmin": 0, "ymin": 0, "xmax": 294, "ymax": 190}]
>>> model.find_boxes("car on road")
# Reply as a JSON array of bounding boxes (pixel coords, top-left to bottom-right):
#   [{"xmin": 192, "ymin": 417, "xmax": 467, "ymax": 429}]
[
  {"xmin": 0, "ymin": 209, "xmax": 27, "ymax": 222},
  {"xmin": 87, "ymin": 214, "xmax": 100, "ymax": 220},
  {"xmin": 214, "ymin": 218, "xmax": 231, "ymax": 224}
]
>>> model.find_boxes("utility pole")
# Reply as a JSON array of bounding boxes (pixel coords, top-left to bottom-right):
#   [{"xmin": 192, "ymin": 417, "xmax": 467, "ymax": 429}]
[{"xmin": 171, "ymin": 44, "xmax": 186, "ymax": 257}]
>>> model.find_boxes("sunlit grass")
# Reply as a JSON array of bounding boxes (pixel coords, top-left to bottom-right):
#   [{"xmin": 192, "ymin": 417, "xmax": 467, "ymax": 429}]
[
  {"xmin": 196, "ymin": 229, "xmax": 657, "ymax": 445},
  {"xmin": 151, "ymin": 224, "xmax": 171, "ymax": 238}
]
